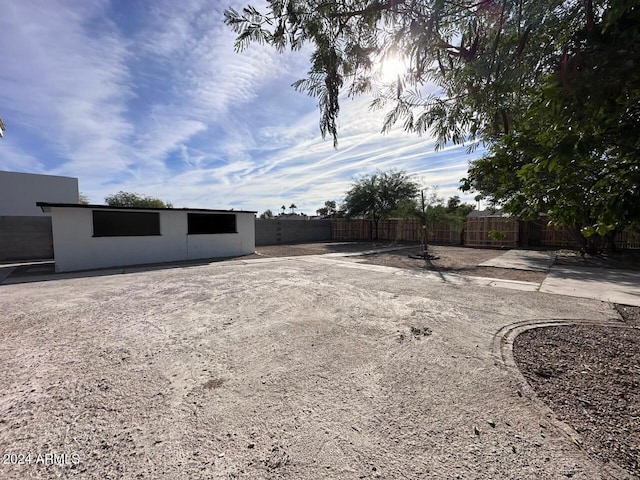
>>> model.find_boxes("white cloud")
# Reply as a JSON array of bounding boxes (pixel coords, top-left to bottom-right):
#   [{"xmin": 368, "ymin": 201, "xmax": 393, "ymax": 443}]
[
  {"xmin": 0, "ymin": 0, "xmax": 133, "ymax": 177},
  {"xmin": 0, "ymin": 0, "xmax": 482, "ymax": 215}
]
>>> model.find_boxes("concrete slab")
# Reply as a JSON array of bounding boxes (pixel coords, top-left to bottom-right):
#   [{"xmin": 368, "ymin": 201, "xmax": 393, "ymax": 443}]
[
  {"xmin": 540, "ymin": 265, "xmax": 640, "ymax": 306},
  {"xmin": 479, "ymin": 249, "xmax": 556, "ymax": 272}
]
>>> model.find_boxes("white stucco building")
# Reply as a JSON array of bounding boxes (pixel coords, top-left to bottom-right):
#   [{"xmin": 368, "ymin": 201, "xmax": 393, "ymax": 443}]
[
  {"xmin": 0, "ymin": 171, "xmax": 79, "ymax": 261},
  {"xmin": 0, "ymin": 171, "xmax": 79, "ymax": 216},
  {"xmin": 38, "ymin": 203, "xmax": 256, "ymax": 272}
]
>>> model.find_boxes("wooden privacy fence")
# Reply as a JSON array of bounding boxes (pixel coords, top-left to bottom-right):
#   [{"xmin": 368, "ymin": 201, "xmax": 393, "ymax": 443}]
[
  {"xmin": 464, "ymin": 217, "xmax": 519, "ymax": 247},
  {"xmin": 522, "ymin": 221, "xmax": 640, "ymax": 249},
  {"xmin": 331, "ymin": 218, "xmax": 463, "ymax": 244},
  {"xmin": 616, "ymin": 230, "xmax": 640, "ymax": 249},
  {"xmin": 331, "ymin": 218, "xmax": 640, "ymax": 249}
]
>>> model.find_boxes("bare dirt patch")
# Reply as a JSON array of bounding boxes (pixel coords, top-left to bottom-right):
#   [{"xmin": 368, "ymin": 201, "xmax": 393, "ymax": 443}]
[
  {"xmin": 0, "ymin": 254, "xmax": 617, "ymax": 479},
  {"xmin": 616, "ymin": 305, "xmax": 640, "ymax": 325},
  {"xmin": 359, "ymin": 244, "xmax": 548, "ymax": 283},
  {"xmin": 258, "ymin": 242, "xmax": 548, "ymax": 282},
  {"xmin": 513, "ymin": 325, "xmax": 640, "ymax": 477},
  {"xmin": 256, "ymin": 244, "xmax": 639, "ymax": 477}
]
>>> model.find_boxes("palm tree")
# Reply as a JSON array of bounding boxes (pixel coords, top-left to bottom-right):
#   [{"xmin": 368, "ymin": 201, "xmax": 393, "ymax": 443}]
[
  {"xmin": 289, "ymin": 203, "xmax": 297, "ymax": 214},
  {"xmin": 474, "ymin": 194, "xmax": 483, "ymax": 211},
  {"xmin": 281, "ymin": 205, "xmax": 286, "ymax": 215}
]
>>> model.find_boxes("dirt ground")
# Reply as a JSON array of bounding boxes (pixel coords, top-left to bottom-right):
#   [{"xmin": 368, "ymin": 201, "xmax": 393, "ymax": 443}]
[
  {"xmin": 256, "ymin": 241, "xmax": 404, "ymax": 257},
  {"xmin": 359, "ymin": 245, "xmax": 548, "ymax": 283},
  {"xmin": 258, "ymin": 242, "xmax": 640, "ymax": 478},
  {"xmin": 257, "ymin": 242, "xmax": 547, "ymax": 282},
  {"xmin": 0, "ymin": 248, "xmax": 625, "ymax": 479}
]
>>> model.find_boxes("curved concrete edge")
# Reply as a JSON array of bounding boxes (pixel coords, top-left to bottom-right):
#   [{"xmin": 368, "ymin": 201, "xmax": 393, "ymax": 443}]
[{"xmin": 491, "ymin": 317, "xmax": 635, "ymax": 480}]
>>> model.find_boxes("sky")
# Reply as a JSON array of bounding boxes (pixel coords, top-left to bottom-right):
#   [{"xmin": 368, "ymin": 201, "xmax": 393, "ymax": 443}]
[{"xmin": 0, "ymin": 0, "xmax": 484, "ymax": 215}]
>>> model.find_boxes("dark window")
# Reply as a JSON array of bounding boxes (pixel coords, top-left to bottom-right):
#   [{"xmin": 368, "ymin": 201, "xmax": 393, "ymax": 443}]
[
  {"xmin": 188, "ymin": 213, "xmax": 236, "ymax": 234},
  {"xmin": 93, "ymin": 210, "xmax": 161, "ymax": 237}
]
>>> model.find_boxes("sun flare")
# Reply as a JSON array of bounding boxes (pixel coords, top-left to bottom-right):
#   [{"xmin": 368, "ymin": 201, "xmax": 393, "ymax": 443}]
[{"xmin": 379, "ymin": 55, "xmax": 406, "ymax": 82}]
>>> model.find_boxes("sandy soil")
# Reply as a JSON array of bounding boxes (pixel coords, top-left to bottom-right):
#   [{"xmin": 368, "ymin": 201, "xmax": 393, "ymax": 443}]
[
  {"xmin": 2, "ymin": 242, "xmax": 637, "ymax": 478},
  {"xmin": 258, "ymin": 242, "xmax": 640, "ymax": 478},
  {"xmin": 256, "ymin": 241, "xmax": 414, "ymax": 257},
  {"xmin": 0, "ymin": 254, "xmax": 621, "ymax": 479},
  {"xmin": 358, "ymin": 245, "xmax": 548, "ymax": 283}
]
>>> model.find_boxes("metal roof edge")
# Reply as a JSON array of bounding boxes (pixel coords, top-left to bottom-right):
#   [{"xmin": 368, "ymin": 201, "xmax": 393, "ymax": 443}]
[{"xmin": 36, "ymin": 202, "xmax": 257, "ymax": 214}]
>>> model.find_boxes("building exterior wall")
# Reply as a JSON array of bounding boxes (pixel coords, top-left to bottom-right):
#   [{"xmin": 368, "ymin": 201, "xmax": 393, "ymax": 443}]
[
  {"xmin": 50, "ymin": 207, "xmax": 255, "ymax": 272},
  {"xmin": 187, "ymin": 212, "xmax": 255, "ymax": 259},
  {"xmin": 0, "ymin": 171, "xmax": 79, "ymax": 216},
  {"xmin": 0, "ymin": 171, "xmax": 78, "ymax": 260},
  {"xmin": 255, "ymin": 219, "xmax": 331, "ymax": 245},
  {"xmin": 0, "ymin": 216, "xmax": 53, "ymax": 261}
]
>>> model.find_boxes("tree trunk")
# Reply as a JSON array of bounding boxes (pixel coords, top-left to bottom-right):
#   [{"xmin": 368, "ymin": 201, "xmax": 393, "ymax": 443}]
[{"xmin": 568, "ymin": 225, "xmax": 617, "ymax": 255}]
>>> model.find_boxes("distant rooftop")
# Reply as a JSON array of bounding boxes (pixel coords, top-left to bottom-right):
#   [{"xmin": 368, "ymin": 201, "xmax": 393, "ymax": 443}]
[{"xmin": 467, "ymin": 209, "xmax": 508, "ymax": 218}]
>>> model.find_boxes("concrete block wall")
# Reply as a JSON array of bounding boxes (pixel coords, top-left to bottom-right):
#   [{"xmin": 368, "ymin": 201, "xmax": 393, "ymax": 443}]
[
  {"xmin": 0, "ymin": 216, "xmax": 54, "ymax": 261},
  {"xmin": 255, "ymin": 219, "xmax": 331, "ymax": 245}
]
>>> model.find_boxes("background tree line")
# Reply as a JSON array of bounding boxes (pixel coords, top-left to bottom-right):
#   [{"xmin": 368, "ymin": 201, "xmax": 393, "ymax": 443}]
[{"xmin": 257, "ymin": 170, "xmax": 475, "ymax": 241}]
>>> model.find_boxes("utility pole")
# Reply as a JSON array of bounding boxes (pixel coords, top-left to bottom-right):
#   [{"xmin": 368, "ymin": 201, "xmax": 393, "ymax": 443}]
[{"xmin": 421, "ymin": 189, "xmax": 428, "ymax": 257}]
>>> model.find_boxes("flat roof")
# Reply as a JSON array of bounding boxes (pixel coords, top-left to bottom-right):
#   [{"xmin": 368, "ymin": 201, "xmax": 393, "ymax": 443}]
[
  {"xmin": 37, "ymin": 202, "xmax": 257, "ymax": 214},
  {"xmin": 1, "ymin": 170, "xmax": 78, "ymax": 181}
]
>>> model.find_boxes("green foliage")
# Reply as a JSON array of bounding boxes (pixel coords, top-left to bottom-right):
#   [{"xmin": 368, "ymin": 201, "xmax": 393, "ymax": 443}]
[
  {"xmin": 462, "ymin": 3, "xmax": 640, "ymax": 253},
  {"xmin": 446, "ymin": 195, "xmax": 474, "ymax": 218},
  {"xmin": 343, "ymin": 170, "xmax": 419, "ymax": 238},
  {"xmin": 487, "ymin": 230, "xmax": 508, "ymax": 242},
  {"xmin": 316, "ymin": 200, "xmax": 337, "ymax": 218},
  {"xmin": 391, "ymin": 198, "xmax": 421, "ymax": 219},
  {"xmin": 104, "ymin": 191, "xmax": 173, "ymax": 208},
  {"xmin": 414, "ymin": 192, "xmax": 473, "ymax": 231},
  {"xmin": 226, "ymin": 1, "xmax": 639, "ymax": 253},
  {"xmin": 259, "ymin": 209, "xmax": 274, "ymax": 219},
  {"xmin": 225, "ymin": 0, "xmax": 572, "ymax": 148}
]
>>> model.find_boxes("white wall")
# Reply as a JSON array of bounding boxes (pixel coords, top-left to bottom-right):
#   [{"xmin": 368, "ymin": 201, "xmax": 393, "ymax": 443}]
[
  {"xmin": 0, "ymin": 171, "xmax": 79, "ymax": 216},
  {"xmin": 50, "ymin": 207, "xmax": 255, "ymax": 272},
  {"xmin": 187, "ymin": 212, "xmax": 255, "ymax": 259}
]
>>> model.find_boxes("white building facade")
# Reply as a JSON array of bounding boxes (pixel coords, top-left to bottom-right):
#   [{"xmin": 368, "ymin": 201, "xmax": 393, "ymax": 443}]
[
  {"xmin": 38, "ymin": 203, "xmax": 256, "ymax": 272},
  {"xmin": 0, "ymin": 171, "xmax": 79, "ymax": 261},
  {"xmin": 0, "ymin": 171, "xmax": 78, "ymax": 216}
]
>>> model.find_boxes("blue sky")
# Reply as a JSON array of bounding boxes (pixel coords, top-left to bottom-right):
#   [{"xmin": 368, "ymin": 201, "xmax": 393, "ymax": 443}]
[{"xmin": 0, "ymin": 0, "xmax": 484, "ymax": 214}]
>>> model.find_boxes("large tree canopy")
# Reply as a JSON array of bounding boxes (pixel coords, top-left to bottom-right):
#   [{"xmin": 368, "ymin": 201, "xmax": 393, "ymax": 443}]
[
  {"xmin": 225, "ymin": 0, "xmax": 587, "ymax": 148},
  {"xmin": 105, "ymin": 191, "xmax": 173, "ymax": 208},
  {"xmin": 226, "ymin": 1, "xmax": 639, "ymax": 252},
  {"xmin": 462, "ymin": 3, "xmax": 640, "ymax": 252},
  {"xmin": 343, "ymin": 170, "xmax": 419, "ymax": 238}
]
